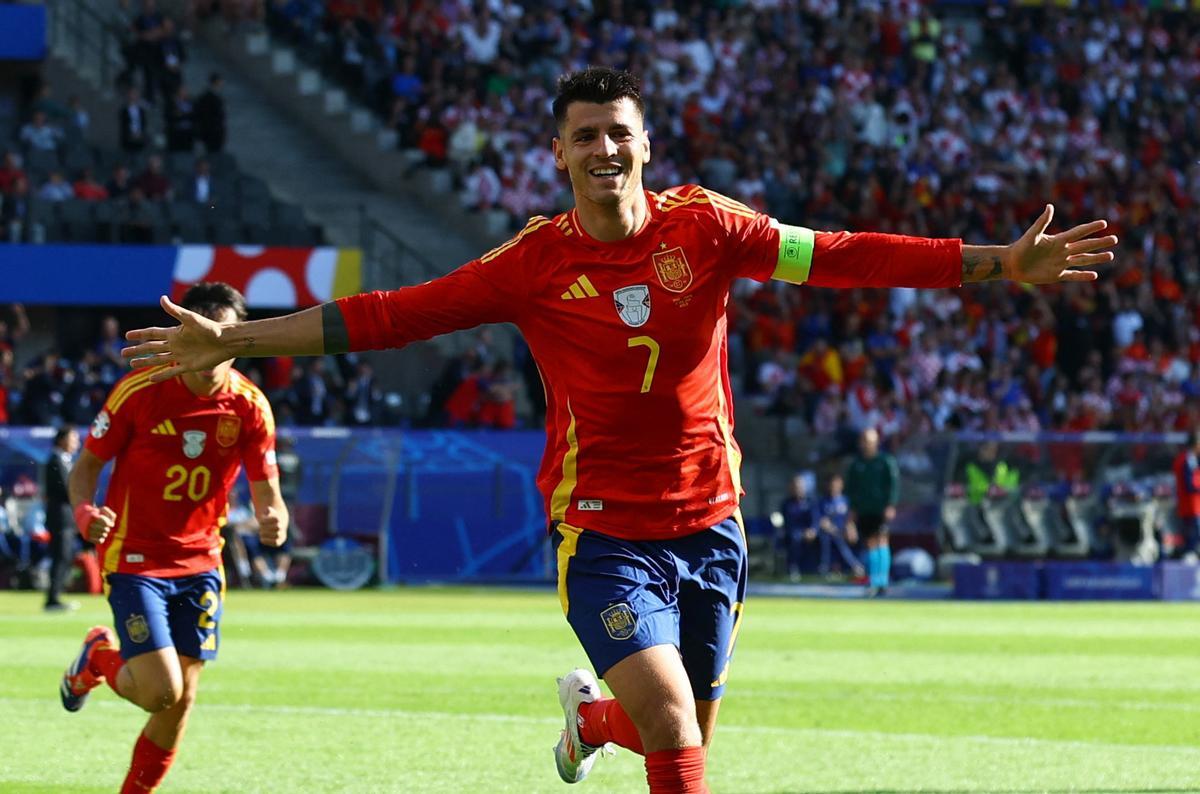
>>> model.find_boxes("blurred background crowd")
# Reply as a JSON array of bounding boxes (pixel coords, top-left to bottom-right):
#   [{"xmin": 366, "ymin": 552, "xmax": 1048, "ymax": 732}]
[{"xmin": 4, "ymin": 0, "xmax": 1200, "ymax": 439}]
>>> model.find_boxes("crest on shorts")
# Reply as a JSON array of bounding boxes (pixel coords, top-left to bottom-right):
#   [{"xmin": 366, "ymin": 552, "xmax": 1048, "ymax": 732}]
[
  {"xmin": 613, "ymin": 285, "xmax": 651, "ymax": 328},
  {"xmin": 125, "ymin": 614, "xmax": 150, "ymax": 644},
  {"xmin": 182, "ymin": 430, "xmax": 207, "ymax": 459},
  {"xmin": 600, "ymin": 603, "xmax": 638, "ymax": 641},
  {"xmin": 652, "ymin": 246, "xmax": 693, "ymax": 293},
  {"xmin": 216, "ymin": 415, "xmax": 241, "ymax": 447},
  {"xmin": 91, "ymin": 410, "xmax": 111, "ymax": 439}
]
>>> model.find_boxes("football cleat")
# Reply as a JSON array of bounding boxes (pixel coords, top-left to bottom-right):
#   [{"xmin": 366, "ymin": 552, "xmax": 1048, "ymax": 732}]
[
  {"xmin": 554, "ymin": 668, "xmax": 603, "ymax": 784},
  {"xmin": 60, "ymin": 625, "xmax": 115, "ymax": 712}
]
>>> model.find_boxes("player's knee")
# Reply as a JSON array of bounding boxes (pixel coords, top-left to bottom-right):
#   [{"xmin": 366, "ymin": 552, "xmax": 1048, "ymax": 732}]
[
  {"xmin": 139, "ymin": 677, "xmax": 185, "ymax": 712},
  {"xmin": 632, "ymin": 700, "xmax": 702, "ymax": 750}
]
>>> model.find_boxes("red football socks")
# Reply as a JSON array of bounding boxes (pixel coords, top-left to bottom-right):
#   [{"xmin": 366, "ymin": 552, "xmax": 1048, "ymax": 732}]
[
  {"xmin": 120, "ymin": 732, "xmax": 176, "ymax": 793},
  {"xmin": 89, "ymin": 645, "xmax": 125, "ymax": 696},
  {"xmin": 645, "ymin": 747, "xmax": 708, "ymax": 793},
  {"xmin": 578, "ymin": 697, "xmax": 645, "ymax": 754}
]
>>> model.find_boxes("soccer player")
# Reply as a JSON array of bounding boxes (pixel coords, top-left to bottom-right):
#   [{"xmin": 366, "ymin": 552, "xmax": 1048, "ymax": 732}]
[
  {"xmin": 845, "ymin": 428, "xmax": 900, "ymax": 597},
  {"xmin": 60, "ymin": 282, "xmax": 286, "ymax": 794},
  {"xmin": 119, "ymin": 68, "xmax": 1116, "ymax": 792}
]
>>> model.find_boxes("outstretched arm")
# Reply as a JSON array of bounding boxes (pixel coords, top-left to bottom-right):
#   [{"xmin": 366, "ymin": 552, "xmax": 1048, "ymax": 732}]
[
  {"xmin": 123, "ymin": 299, "xmax": 336, "ymax": 382},
  {"xmin": 123, "ymin": 299, "xmax": 339, "ymax": 382},
  {"xmin": 961, "ymin": 204, "xmax": 1115, "ymax": 285},
  {"xmin": 123, "ymin": 254, "xmax": 526, "ymax": 382},
  {"xmin": 775, "ymin": 204, "xmax": 1115, "ymax": 290}
]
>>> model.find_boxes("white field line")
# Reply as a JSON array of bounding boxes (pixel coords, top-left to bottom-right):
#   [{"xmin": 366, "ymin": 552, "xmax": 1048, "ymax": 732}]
[
  {"xmin": 6, "ymin": 697, "xmax": 1198, "ymax": 756},
  {"xmin": 734, "ymin": 687, "xmax": 1200, "ymax": 714}
]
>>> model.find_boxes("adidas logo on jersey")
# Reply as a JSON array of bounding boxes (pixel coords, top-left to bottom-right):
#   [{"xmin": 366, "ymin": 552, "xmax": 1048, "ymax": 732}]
[
  {"xmin": 150, "ymin": 420, "xmax": 178, "ymax": 436},
  {"xmin": 560, "ymin": 275, "xmax": 599, "ymax": 300}
]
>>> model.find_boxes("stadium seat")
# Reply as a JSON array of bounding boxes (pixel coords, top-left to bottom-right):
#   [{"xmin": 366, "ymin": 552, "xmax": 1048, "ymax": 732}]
[
  {"xmin": 23, "ymin": 147, "xmax": 60, "ymax": 180},
  {"xmin": 58, "ymin": 199, "xmax": 95, "ymax": 238},
  {"xmin": 1107, "ymin": 484, "xmax": 1159, "ymax": 565},
  {"xmin": 207, "ymin": 151, "xmax": 239, "ymax": 176},
  {"xmin": 172, "ymin": 219, "xmax": 206, "ymax": 243},
  {"xmin": 1061, "ymin": 484, "xmax": 1100, "ymax": 558},
  {"xmin": 272, "ymin": 202, "xmax": 308, "ymax": 228},
  {"xmin": 167, "ymin": 200, "xmax": 202, "ymax": 225},
  {"xmin": 1013, "ymin": 486, "xmax": 1052, "ymax": 558},
  {"xmin": 238, "ymin": 200, "xmax": 271, "ymax": 229},
  {"xmin": 978, "ymin": 487, "xmax": 1019, "ymax": 557},
  {"xmin": 41, "ymin": 218, "xmax": 68, "ymax": 242},
  {"xmin": 1042, "ymin": 489, "xmax": 1088, "ymax": 558},
  {"xmin": 938, "ymin": 483, "xmax": 973, "ymax": 553},
  {"xmin": 208, "ymin": 220, "xmax": 242, "ymax": 245},
  {"xmin": 236, "ymin": 176, "xmax": 272, "ymax": 205},
  {"xmin": 91, "ymin": 201, "xmax": 117, "ymax": 242},
  {"xmin": 61, "ymin": 144, "xmax": 94, "ymax": 175}
]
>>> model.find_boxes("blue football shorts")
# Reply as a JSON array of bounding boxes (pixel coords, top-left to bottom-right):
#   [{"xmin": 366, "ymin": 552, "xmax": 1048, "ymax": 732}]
[
  {"xmin": 552, "ymin": 516, "xmax": 747, "ymax": 701},
  {"xmin": 107, "ymin": 569, "xmax": 224, "ymax": 662}
]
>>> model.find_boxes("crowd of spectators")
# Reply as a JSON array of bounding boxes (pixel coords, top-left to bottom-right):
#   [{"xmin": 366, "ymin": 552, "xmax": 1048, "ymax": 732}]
[
  {"xmin": 4, "ymin": 1, "xmax": 1200, "ymax": 443},
  {"xmin": 0, "ymin": 0, "xmax": 241, "ymax": 244},
  {"xmin": 0, "ymin": 309, "xmax": 520, "ymax": 430},
  {"xmin": 261, "ymin": 0, "xmax": 1200, "ymax": 439}
]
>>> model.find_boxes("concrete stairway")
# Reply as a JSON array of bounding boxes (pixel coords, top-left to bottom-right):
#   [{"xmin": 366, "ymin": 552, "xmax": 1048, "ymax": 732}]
[
  {"xmin": 180, "ymin": 29, "xmax": 482, "ymax": 278},
  {"xmin": 191, "ymin": 21, "xmax": 513, "ymax": 263}
]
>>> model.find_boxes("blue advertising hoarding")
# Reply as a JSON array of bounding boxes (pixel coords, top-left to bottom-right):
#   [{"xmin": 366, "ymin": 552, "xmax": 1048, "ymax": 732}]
[{"xmin": 0, "ymin": 5, "xmax": 46, "ymax": 61}]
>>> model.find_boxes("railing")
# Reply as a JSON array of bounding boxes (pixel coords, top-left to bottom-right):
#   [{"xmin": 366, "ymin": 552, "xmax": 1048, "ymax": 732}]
[
  {"xmin": 44, "ymin": 0, "xmax": 124, "ymax": 95},
  {"xmin": 357, "ymin": 205, "xmax": 442, "ymax": 290}
]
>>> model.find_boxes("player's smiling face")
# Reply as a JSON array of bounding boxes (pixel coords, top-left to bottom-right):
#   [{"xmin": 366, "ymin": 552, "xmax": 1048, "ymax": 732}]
[{"xmin": 553, "ymin": 98, "xmax": 650, "ymax": 209}]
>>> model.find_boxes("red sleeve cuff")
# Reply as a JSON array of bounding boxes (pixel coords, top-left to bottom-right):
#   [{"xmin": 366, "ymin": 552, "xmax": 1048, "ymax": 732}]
[{"xmin": 334, "ymin": 291, "xmax": 392, "ymax": 352}]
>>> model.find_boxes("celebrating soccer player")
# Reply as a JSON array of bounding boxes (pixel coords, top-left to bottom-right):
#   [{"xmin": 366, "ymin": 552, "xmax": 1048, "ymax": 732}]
[
  {"xmin": 120, "ymin": 68, "xmax": 1116, "ymax": 792},
  {"xmin": 61, "ymin": 283, "xmax": 287, "ymax": 794}
]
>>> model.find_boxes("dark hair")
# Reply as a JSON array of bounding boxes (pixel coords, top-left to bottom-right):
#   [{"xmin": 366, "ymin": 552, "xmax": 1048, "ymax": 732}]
[
  {"xmin": 552, "ymin": 67, "xmax": 644, "ymax": 129},
  {"xmin": 180, "ymin": 282, "xmax": 247, "ymax": 323},
  {"xmin": 53, "ymin": 426, "xmax": 76, "ymax": 446}
]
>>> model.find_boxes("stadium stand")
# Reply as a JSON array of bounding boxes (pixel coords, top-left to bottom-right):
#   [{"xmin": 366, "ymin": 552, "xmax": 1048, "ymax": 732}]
[
  {"xmin": 244, "ymin": 1, "xmax": 1200, "ymax": 442},
  {"xmin": 1, "ymin": 0, "xmax": 1198, "ymax": 580},
  {"xmin": 0, "ymin": 1, "xmax": 323, "ymax": 245}
]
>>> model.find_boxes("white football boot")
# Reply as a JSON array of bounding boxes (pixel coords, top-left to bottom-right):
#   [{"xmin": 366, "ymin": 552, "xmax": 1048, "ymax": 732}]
[{"xmin": 554, "ymin": 668, "xmax": 604, "ymax": 783}]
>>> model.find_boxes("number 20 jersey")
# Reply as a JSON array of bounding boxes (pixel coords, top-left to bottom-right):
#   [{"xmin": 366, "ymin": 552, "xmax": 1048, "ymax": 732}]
[
  {"xmin": 84, "ymin": 366, "xmax": 278, "ymax": 578},
  {"xmin": 335, "ymin": 185, "xmax": 961, "ymax": 540}
]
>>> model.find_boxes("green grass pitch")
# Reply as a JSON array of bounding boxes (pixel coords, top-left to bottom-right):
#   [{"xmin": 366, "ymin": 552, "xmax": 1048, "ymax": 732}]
[{"xmin": 2, "ymin": 587, "xmax": 1199, "ymax": 793}]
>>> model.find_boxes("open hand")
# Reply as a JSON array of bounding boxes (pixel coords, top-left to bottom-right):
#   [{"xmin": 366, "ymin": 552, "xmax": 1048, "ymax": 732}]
[
  {"xmin": 121, "ymin": 296, "xmax": 230, "ymax": 383},
  {"xmin": 1008, "ymin": 204, "xmax": 1118, "ymax": 284}
]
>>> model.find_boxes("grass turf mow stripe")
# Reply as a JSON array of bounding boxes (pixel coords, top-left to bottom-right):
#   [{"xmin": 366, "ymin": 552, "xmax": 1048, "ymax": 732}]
[{"xmin": 2, "ymin": 588, "xmax": 1198, "ymax": 793}]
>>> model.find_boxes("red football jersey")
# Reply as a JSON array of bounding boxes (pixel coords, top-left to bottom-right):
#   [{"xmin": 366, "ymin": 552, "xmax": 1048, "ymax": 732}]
[
  {"xmin": 336, "ymin": 185, "xmax": 961, "ymax": 539},
  {"xmin": 85, "ymin": 366, "xmax": 278, "ymax": 578}
]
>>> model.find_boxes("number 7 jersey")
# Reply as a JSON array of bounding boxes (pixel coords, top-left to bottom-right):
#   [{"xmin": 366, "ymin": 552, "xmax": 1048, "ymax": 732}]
[
  {"xmin": 84, "ymin": 366, "xmax": 278, "ymax": 577},
  {"xmin": 335, "ymin": 184, "xmax": 961, "ymax": 540}
]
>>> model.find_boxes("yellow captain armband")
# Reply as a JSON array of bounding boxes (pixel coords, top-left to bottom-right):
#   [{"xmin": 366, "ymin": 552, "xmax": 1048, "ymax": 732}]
[{"xmin": 770, "ymin": 223, "xmax": 815, "ymax": 284}]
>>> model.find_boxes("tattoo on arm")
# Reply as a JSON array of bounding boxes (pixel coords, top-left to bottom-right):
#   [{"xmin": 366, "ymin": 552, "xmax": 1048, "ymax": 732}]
[{"xmin": 962, "ymin": 253, "xmax": 1005, "ymax": 283}]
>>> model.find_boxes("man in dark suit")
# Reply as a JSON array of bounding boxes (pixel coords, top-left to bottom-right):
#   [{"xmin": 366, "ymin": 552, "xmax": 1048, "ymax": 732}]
[
  {"xmin": 194, "ymin": 72, "xmax": 226, "ymax": 154},
  {"xmin": 118, "ymin": 85, "xmax": 150, "ymax": 153},
  {"xmin": 44, "ymin": 426, "xmax": 81, "ymax": 612}
]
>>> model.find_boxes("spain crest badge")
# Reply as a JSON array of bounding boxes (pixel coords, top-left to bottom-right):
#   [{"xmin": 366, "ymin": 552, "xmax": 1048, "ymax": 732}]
[
  {"xmin": 216, "ymin": 415, "xmax": 241, "ymax": 447},
  {"xmin": 651, "ymin": 246, "xmax": 693, "ymax": 293},
  {"xmin": 600, "ymin": 603, "xmax": 638, "ymax": 640}
]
